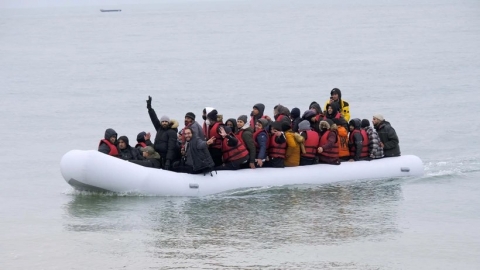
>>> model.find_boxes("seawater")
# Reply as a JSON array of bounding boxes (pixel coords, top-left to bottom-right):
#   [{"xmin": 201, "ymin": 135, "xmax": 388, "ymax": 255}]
[{"xmin": 1, "ymin": 0, "xmax": 480, "ymax": 269}]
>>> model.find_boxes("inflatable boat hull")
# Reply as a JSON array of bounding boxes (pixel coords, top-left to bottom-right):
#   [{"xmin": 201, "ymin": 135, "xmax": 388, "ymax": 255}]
[{"xmin": 60, "ymin": 150, "xmax": 424, "ymax": 196}]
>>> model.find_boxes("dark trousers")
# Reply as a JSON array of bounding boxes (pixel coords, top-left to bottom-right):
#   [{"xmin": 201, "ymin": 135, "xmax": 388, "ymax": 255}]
[
  {"xmin": 264, "ymin": 157, "xmax": 285, "ymax": 168},
  {"xmin": 215, "ymin": 156, "xmax": 248, "ymax": 171},
  {"xmin": 300, "ymin": 156, "xmax": 315, "ymax": 166},
  {"xmin": 209, "ymin": 148, "xmax": 223, "ymax": 167}
]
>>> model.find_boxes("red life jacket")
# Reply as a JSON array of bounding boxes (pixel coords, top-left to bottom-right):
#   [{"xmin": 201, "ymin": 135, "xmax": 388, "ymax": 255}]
[
  {"xmin": 349, "ymin": 129, "xmax": 369, "ymax": 158},
  {"xmin": 268, "ymin": 134, "xmax": 286, "ymax": 159},
  {"xmin": 323, "ymin": 112, "xmax": 341, "ymax": 120},
  {"xmin": 205, "ymin": 122, "xmax": 223, "ymax": 149},
  {"xmin": 301, "ymin": 130, "xmax": 319, "ymax": 158},
  {"xmin": 99, "ymin": 139, "xmax": 119, "ymax": 156},
  {"xmin": 250, "ymin": 115, "xmax": 267, "ymax": 132},
  {"xmin": 222, "ymin": 133, "xmax": 249, "ymax": 162},
  {"xmin": 319, "ymin": 130, "xmax": 339, "ymax": 158},
  {"xmin": 135, "ymin": 142, "xmax": 147, "ymax": 148},
  {"xmin": 253, "ymin": 129, "xmax": 270, "ymax": 149},
  {"xmin": 236, "ymin": 129, "xmax": 246, "ymax": 145}
]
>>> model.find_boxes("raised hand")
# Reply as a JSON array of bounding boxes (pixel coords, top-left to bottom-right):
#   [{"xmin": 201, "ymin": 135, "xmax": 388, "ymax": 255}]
[
  {"xmin": 145, "ymin": 132, "xmax": 151, "ymax": 140},
  {"xmin": 146, "ymin": 96, "xmax": 152, "ymax": 109}
]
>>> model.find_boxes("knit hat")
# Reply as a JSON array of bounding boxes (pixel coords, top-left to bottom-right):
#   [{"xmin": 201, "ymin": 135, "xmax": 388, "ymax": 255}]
[
  {"xmin": 207, "ymin": 109, "xmax": 218, "ymax": 121},
  {"xmin": 298, "ymin": 120, "xmax": 311, "ymax": 132},
  {"xmin": 290, "ymin": 107, "xmax": 300, "ymax": 118},
  {"xmin": 160, "ymin": 115, "xmax": 170, "ymax": 122},
  {"xmin": 237, "ymin": 115, "xmax": 248, "ymax": 123},
  {"xmin": 140, "ymin": 146, "xmax": 155, "ymax": 155},
  {"xmin": 361, "ymin": 119, "xmax": 370, "ymax": 128},
  {"xmin": 185, "ymin": 112, "xmax": 196, "ymax": 121},
  {"xmin": 373, "ymin": 114, "xmax": 384, "ymax": 121},
  {"xmin": 136, "ymin": 131, "xmax": 146, "ymax": 143},
  {"xmin": 257, "ymin": 118, "xmax": 268, "ymax": 128}
]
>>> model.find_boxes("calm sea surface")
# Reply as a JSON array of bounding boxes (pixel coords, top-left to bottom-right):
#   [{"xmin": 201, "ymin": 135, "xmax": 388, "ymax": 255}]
[{"xmin": 1, "ymin": 0, "xmax": 480, "ymax": 269}]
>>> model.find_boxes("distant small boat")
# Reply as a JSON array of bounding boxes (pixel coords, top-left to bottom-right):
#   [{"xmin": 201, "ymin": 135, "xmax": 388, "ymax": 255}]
[{"xmin": 100, "ymin": 9, "xmax": 121, "ymax": 12}]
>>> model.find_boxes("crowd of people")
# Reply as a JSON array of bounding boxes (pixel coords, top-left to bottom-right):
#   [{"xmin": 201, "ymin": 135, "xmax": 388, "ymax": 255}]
[{"xmin": 98, "ymin": 88, "xmax": 401, "ymax": 174}]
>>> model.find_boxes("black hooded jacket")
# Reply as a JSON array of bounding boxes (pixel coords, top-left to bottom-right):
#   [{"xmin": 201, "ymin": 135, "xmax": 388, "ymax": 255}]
[
  {"xmin": 148, "ymin": 108, "xmax": 180, "ymax": 162},
  {"xmin": 348, "ymin": 118, "xmax": 364, "ymax": 161},
  {"xmin": 250, "ymin": 103, "xmax": 265, "ymax": 131},
  {"xmin": 326, "ymin": 103, "xmax": 348, "ymax": 130},
  {"xmin": 118, "ymin": 136, "xmax": 143, "ymax": 161},
  {"xmin": 375, "ymin": 120, "xmax": 401, "ymax": 157},
  {"xmin": 184, "ymin": 132, "xmax": 215, "ymax": 172},
  {"xmin": 98, "ymin": 128, "xmax": 118, "ymax": 154},
  {"xmin": 225, "ymin": 118, "xmax": 238, "ymax": 133}
]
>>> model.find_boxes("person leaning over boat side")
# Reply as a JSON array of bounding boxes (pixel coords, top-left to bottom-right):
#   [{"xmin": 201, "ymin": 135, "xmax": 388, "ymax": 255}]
[
  {"xmin": 325, "ymin": 103, "xmax": 348, "ymax": 130},
  {"xmin": 98, "ymin": 128, "xmax": 120, "ymax": 157},
  {"xmin": 348, "ymin": 118, "xmax": 369, "ymax": 162},
  {"xmin": 317, "ymin": 119, "xmax": 340, "ymax": 165},
  {"xmin": 217, "ymin": 126, "xmax": 249, "ymax": 170},
  {"xmin": 135, "ymin": 131, "xmax": 153, "ymax": 149},
  {"xmin": 129, "ymin": 146, "xmax": 161, "ymax": 169},
  {"xmin": 225, "ymin": 118, "xmax": 238, "ymax": 133},
  {"xmin": 118, "ymin": 136, "xmax": 143, "ymax": 161},
  {"xmin": 297, "ymin": 120, "xmax": 319, "ymax": 166},
  {"xmin": 253, "ymin": 119, "xmax": 270, "ymax": 168},
  {"xmin": 372, "ymin": 114, "xmax": 401, "ymax": 157},
  {"xmin": 250, "ymin": 103, "xmax": 269, "ymax": 132},
  {"xmin": 361, "ymin": 119, "xmax": 384, "ymax": 159},
  {"xmin": 203, "ymin": 108, "xmax": 224, "ymax": 167},
  {"xmin": 265, "ymin": 121, "xmax": 287, "ymax": 168},
  {"xmin": 290, "ymin": 107, "xmax": 302, "ymax": 133},
  {"xmin": 284, "ymin": 122, "xmax": 301, "ymax": 167},
  {"xmin": 324, "ymin": 88, "xmax": 350, "ymax": 121},
  {"xmin": 236, "ymin": 115, "xmax": 256, "ymax": 169},
  {"xmin": 333, "ymin": 118, "xmax": 350, "ymax": 161},
  {"xmin": 174, "ymin": 127, "xmax": 215, "ymax": 174},
  {"xmin": 146, "ymin": 96, "xmax": 180, "ymax": 170}
]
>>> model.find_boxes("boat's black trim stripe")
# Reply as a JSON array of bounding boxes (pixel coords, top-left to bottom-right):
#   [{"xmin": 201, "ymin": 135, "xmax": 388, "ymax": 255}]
[{"xmin": 68, "ymin": 178, "xmax": 113, "ymax": 193}]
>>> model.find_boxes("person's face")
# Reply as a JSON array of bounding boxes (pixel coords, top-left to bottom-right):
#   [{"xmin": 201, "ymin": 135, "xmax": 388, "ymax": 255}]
[
  {"xmin": 118, "ymin": 140, "xmax": 127, "ymax": 150},
  {"xmin": 185, "ymin": 117, "xmax": 193, "ymax": 125},
  {"xmin": 252, "ymin": 108, "xmax": 259, "ymax": 116},
  {"xmin": 372, "ymin": 117, "xmax": 380, "ymax": 126},
  {"xmin": 311, "ymin": 116, "xmax": 316, "ymax": 122},
  {"xmin": 255, "ymin": 122, "xmax": 263, "ymax": 130},
  {"xmin": 226, "ymin": 122, "xmax": 234, "ymax": 129},
  {"xmin": 237, "ymin": 120, "xmax": 245, "ymax": 128},
  {"xmin": 332, "ymin": 93, "xmax": 339, "ymax": 101},
  {"xmin": 349, "ymin": 125, "xmax": 354, "ymax": 132},
  {"xmin": 327, "ymin": 106, "xmax": 333, "ymax": 114},
  {"xmin": 184, "ymin": 130, "xmax": 192, "ymax": 141},
  {"xmin": 142, "ymin": 151, "xmax": 149, "ymax": 158},
  {"xmin": 161, "ymin": 121, "xmax": 169, "ymax": 128},
  {"xmin": 109, "ymin": 136, "xmax": 116, "ymax": 144}
]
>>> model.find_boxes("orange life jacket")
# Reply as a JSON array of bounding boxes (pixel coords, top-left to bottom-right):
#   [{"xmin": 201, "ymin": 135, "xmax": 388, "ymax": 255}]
[
  {"xmin": 99, "ymin": 139, "xmax": 119, "ymax": 156},
  {"xmin": 337, "ymin": 126, "xmax": 350, "ymax": 158}
]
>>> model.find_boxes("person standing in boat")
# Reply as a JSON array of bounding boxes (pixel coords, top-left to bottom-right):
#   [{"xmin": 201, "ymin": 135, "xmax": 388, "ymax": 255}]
[
  {"xmin": 217, "ymin": 126, "xmax": 249, "ymax": 170},
  {"xmin": 202, "ymin": 108, "xmax": 224, "ymax": 166},
  {"xmin": 372, "ymin": 114, "xmax": 401, "ymax": 157},
  {"xmin": 348, "ymin": 118, "xmax": 370, "ymax": 161},
  {"xmin": 98, "ymin": 128, "xmax": 119, "ymax": 157},
  {"xmin": 324, "ymin": 88, "xmax": 350, "ymax": 121},
  {"xmin": 175, "ymin": 127, "xmax": 215, "ymax": 174},
  {"xmin": 265, "ymin": 121, "xmax": 287, "ymax": 168},
  {"xmin": 129, "ymin": 146, "xmax": 161, "ymax": 169},
  {"xmin": 117, "ymin": 136, "xmax": 143, "ymax": 161},
  {"xmin": 146, "ymin": 96, "xmax": 180, "ymax": 170},
  {"xmin": 253, "ymin": 119, "xmax": 270, "ymax": 168},
  {"xmin": 317, "ymin": 119, "xmax": 340, "ymax": 165},
  {"xmin": 135, "ymin": 131, "xmax": 153, "ymax": 149},
  {"xmin": 297, "ymin": 120, "xmax": 319, "ymax": 166},
  {"xmin": 361, "ymin": 119, "xmax": 384, "ymax": 159},
  {"xmin": 250, "ymin": 103, "xmax": 269, "ymax": 132},
  {"xmin": 236, "ymin": 115, "xmax": 257, "ymax": 169}
]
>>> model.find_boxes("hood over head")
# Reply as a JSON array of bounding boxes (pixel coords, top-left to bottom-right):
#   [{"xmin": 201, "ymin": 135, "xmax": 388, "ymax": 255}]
[
  {"xmin": 104, "ymin": 128, "xmax": 117, "ymax": 140},
  {"xmin": 309, "ymin": 101, "xmax": 322, "ymax": 114},
  {"xmin": 136, "ymin": 131, "xmax": 146, "ymax": 143},
  {"xmin": 257, "ymin": 118, "xmax": 269, "ymax": 129},
  {"xmin": 253, "ymin": 103, "xmax": 265, "ymax": 116},
  {"xmin": 276, "ymin": 104, "xmax": 290, "ymax": 117},
  {"xmin": 117, "ymin": 135, "xmax": 129, "ymax": 145},
  {"xmin": 302, "ymin": 109, "xmax": 317, "ymax": 120},
  {"xmin": 225, "ymin": 118, "xmax": 238, "ymax": 133},
  {"xmin": 326, "ymin": 103, "xmax": 339, "ymax": 118},
  {"xmin": 330, "ymin": 88, "xmax": 342, "ymax": 99},
  {"xmin": 349, "ymin": 118, "xmax": 362, "ymax": 129}
]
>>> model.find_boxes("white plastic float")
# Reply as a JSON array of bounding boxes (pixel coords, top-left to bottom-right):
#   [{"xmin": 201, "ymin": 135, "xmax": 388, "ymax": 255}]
[{"xmin": 60, "ymin": 150, "xmax": 424, "ymax": 196}]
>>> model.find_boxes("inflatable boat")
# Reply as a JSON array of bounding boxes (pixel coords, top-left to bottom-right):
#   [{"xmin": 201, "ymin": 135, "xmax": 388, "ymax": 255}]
[{"xmin": 60, "ymin": 150, "xmax": 424, "ymax": 196}]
